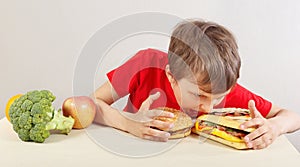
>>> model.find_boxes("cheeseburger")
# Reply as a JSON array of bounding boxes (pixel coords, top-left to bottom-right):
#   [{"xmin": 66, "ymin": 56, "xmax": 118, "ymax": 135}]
[{"xmin": 153, "ymin": 107, "xmax": 193, "ymax": 139}]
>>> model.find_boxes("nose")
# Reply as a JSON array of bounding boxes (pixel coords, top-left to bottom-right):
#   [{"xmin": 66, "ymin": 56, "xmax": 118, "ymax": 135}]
[{"xmin": 199, "ymin": 100, "xmax": 213, "ymax": 113}]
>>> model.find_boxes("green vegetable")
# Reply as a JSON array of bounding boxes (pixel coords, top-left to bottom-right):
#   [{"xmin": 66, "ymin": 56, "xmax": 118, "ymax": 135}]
[{"xmin": 9, "ymin": 90, "xmax": 75, "ymax": 143}]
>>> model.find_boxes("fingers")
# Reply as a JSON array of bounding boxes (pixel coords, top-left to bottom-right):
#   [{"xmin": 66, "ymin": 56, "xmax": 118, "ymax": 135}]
[
  {"xmin": 139, "ymin": 121, "xmax": 173, "ymax": 142},
  {"xmin": 142, "ymin": 128, "xmax": 171, "ymax": 142},
  {"xmin": 239, "ymin": 117, "xmax": 265, "ymax": 149},
  {"xmin": 245, "ymin": 136, "xmax": 273, "ymax": 150},
  {"xmin": 240, "ymin": 117, "xmax": 264, "ymax": 130},
  {"xmin": 132, "ymin": 92, "xmax": 178, "ymax": 142},
  {"xmin": 147, "ymin": 109, "xmax": 175, "ymax": 118},
  {"xmin": 241, "ymin": 100, "xmax": 274, "ymax": 149},
  {"xmin": 242, "ymin": 118, "xmax": 277, "ymax": 149},
  {"xmin": 145, "ymin": 119, "xmax": 174, "ymax": 130},
  {"xmin": 244, "ymin": 128, "xmax": 274, "ymax": 149},
  {"xmin": 248, "ymin": 100, "xmax": 263, "ymax": 119},
  {"xmin": 245, "ymin": 126, "xmax": 268, "ymax": 143},
  {"xmin": 139, "ymin": 92, "xmax": 161, "ymax": 111},
  {"xmin": 138, "ymin": 92, "xmax": 175, "ymax": 121},
  {"xmin": 127, "ymin": 117, "xmax": 173, "ymax": 142},
  {"xmin": 240, "ymin": 100, "xmax": 266, "ymax": 130},
  {"xmin": 132, "ymin": 109, "xmax": 174, "ymax": 123},
  {"xmin": 248, "ymin": 100, "xmax": 255, "ymax": 118}
]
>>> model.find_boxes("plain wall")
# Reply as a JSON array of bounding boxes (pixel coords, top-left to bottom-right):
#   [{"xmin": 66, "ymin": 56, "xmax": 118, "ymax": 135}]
[{"xmin": 1, "ymin": 0, "xmax": 299, "ymax": 150}]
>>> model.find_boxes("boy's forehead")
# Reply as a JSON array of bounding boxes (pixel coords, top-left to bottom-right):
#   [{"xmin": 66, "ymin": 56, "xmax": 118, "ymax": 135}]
[{"xmin": 179, "ymin": 78, "xmax": 230, "ymax": 96}]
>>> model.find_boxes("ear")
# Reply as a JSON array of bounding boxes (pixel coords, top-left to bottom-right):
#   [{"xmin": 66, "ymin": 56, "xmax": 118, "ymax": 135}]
[{"xmin": 165, "ymin": 65, "xmax": 177, "ymax": 84}]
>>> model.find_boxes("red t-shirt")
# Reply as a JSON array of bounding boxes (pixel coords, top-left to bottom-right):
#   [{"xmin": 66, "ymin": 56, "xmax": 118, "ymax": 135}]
[{"xmin": 107, "ymin": 48, "xmax": 272, "ymax": 117}]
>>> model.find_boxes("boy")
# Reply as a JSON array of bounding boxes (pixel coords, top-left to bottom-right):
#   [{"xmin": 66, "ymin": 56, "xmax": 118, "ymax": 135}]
[{"xmin": 91, "ymin": 19, "xmax": 300, "ymax": 149}]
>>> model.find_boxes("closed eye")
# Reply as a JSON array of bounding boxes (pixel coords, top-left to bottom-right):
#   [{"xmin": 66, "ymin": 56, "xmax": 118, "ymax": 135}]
[{"xmin": 192, "ymin": 93, "xmax": 207, "ymax": 99}]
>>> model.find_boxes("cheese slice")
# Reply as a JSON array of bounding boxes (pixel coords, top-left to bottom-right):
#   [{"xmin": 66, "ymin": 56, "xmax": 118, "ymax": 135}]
[
  {"xmin": 210, "ymin": 129, "xmax": 244, "ymax": 143},
  {"xmin": 195, "ymin": 121, "xmax": 244, "ymax": 143}
]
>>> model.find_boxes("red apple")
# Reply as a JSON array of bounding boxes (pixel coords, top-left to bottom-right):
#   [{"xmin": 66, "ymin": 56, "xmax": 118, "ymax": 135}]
[{"xmin": 62, "ymin": 96, "xmax": 96, "ymax": 129}]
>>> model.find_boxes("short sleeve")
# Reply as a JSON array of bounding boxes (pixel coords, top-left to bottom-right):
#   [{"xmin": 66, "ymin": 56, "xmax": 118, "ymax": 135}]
[
  {"xmin": 216, "ymin": 84, "xmax": 272, "ymax": 117},
  {"xmin": 106, "ymin": 48, "xmax": 168, "ymax": 98},
  {"xmin": 106, "ymin": 50, "xmax": 146, "ymax": 97}
]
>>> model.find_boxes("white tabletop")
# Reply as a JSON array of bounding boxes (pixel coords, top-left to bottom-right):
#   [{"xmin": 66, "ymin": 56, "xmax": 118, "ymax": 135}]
[{"xmin": 0, "ymin": 118, "xmax": 299, "ymax": 167}]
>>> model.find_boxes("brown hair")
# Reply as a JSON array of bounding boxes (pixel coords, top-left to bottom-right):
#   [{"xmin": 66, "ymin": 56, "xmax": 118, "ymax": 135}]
[{"xmin": 168, "ymin": 19, "xmax": 240, "ymax": 94}]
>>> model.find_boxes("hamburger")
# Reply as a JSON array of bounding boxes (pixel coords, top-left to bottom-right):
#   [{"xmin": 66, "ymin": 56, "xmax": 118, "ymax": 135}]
[
  {"xmin": 153, "ymin": 107, "xmax": 193, "ymax": 139},
  {"xmin": 192, "ymin": 108, "xmax": 255, "ymax": 149}
]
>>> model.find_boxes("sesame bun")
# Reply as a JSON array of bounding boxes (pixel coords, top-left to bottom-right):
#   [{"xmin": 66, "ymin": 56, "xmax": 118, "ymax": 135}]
[{"xmin": 154, "ymin": 107, "xmax": 193, "ymax": 139}]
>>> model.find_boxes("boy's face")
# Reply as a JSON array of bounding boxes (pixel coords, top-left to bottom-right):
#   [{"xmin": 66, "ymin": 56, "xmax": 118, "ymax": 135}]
[
  {"xmin": 171, "ymin": 78, "xmax": 230, "ymax": 118},
  {"xmin": 165, "ymin": 65, "xmax": 231, "ymax": 118}
]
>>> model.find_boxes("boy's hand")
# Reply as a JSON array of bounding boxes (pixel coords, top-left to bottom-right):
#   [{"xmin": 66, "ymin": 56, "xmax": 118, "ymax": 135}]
[
  {"xmin": 240, "ymin": 100, "xmax": 279, "ymax": 149},
  {"xmin": 126, "ymin": 92, "xmax": 175, "ymax": 142}
]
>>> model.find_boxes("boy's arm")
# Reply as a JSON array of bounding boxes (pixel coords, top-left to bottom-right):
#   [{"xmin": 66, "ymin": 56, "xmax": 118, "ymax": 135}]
[
  {"xmin": 90, "ymin": 81, "xmax": 174, "ymax": 141},
  {"xmin": 266, "ymin": 105, "xmax": 300, "ymax": 134},
  {"xmin": 90, "ymin": 81, "xmax": 128, "ymax": 130}
]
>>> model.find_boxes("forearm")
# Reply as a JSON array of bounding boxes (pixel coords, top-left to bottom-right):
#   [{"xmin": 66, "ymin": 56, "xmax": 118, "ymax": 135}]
[
  {"xmin": 269, "ymin": 109, "xmax": 300, "ymax": 135},
  {"xmin": 93, "ymin": 98, "xmax": 130, "ymax": 132},
  {"xmin": 90, "ymin": 91, "xmax": 175, "ymax": 142}
]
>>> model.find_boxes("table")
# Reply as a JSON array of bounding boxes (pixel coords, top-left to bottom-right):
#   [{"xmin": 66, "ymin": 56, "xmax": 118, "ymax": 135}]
[{"xmin": 0, "ymin": 118, "xmax": 299, "ymax": 167}]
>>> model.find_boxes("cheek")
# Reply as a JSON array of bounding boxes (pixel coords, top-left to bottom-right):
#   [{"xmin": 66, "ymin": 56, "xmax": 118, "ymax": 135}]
[{"xmin": 180, "ymin": 94, "xmax": 200, "ymax": 108}]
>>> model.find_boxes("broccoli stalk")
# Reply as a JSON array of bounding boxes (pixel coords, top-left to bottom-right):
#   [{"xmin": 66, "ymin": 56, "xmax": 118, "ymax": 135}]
[
  {"xmin": 45, "ymin": 109, "xmax": 74, "ymax": 134},
  {"xmin": 9, "ymin": 90, "xmax": 75, "ymax": 143}
]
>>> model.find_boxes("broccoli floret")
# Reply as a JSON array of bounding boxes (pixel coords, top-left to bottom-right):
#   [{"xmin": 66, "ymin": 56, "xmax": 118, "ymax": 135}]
[
  {"xmin": 18, "ymin": 112, "xmax": 32, "ymax": 130},
  {"xmin": 9, "ymin": 90, "xmax": 75, "ymax": 143},
  {"xmin": 29, "ymin": 123, "xmax": 50, "ymax": 143},
  {"xmin": 18, "ymin": 129, "xmax": 31, "ymax": 141}
]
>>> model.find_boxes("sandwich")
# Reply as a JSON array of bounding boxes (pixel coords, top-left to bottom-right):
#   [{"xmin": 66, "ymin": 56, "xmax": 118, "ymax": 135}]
[
  {"xmin": 192, "ymin": 108, "xmax": 255, "ymax": 149},
  {"xmin": 153, "ymin": 107, "xmax": 193, "ymax": 139}
]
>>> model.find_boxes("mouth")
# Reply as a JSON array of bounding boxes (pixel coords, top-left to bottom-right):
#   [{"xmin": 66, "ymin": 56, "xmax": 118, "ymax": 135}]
[{"xmin": 183, "ymin": 109, "xmax": 199, "ymax": 118}]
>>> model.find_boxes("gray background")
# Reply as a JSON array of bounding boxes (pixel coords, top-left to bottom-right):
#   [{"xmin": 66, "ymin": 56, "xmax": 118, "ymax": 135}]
[{"xmin": 1, "ymin": 0, "xmax": 299, "ymax": 151}]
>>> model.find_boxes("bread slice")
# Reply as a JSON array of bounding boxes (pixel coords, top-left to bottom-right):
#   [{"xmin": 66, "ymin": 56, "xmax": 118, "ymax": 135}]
[
  {"xmin": 197, "ymin": 114, "xmax": 255, "ymax": 133},
  {"xmin": 192, "ymin": 128, "xmax": 248, "ymax": 149},
  {"xmin": 170, "ymin": 129, "xmax": 191, "ymax": 139},
  {"xmin": 192, "ymin": 108, "xmax": 255, "ymax": 149}
]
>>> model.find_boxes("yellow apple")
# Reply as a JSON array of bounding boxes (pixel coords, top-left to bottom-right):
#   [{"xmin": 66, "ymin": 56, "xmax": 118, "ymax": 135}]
[{"xmin": 62, "ymin": 96, "xmax": 96, "ymax": 129}]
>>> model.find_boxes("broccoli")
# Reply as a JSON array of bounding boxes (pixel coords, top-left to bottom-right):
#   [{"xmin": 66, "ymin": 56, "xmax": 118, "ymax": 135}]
[{"xmin": 9, "ymin": 90, "xmax": 75, "ymax": 143}]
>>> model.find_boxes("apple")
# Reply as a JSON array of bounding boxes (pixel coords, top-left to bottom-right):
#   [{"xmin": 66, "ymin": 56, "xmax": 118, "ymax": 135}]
[{"xmin": 62, "ymin": 96, "xmax": 96, "ymax": 129}]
